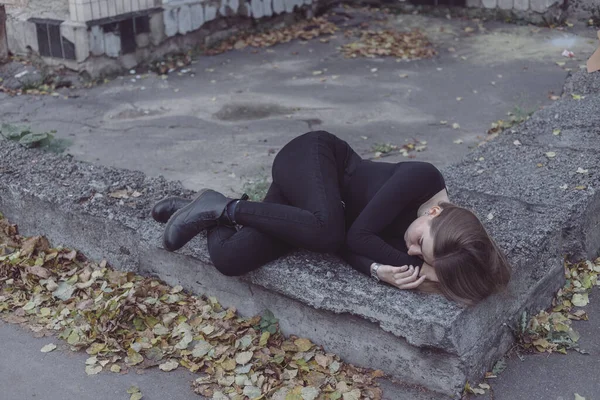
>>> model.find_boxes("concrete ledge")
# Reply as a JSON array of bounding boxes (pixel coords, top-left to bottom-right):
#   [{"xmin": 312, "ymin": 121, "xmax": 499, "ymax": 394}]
[{"xmin": 1, "ymin": 91, "xmax": 600, "ymax": 397}]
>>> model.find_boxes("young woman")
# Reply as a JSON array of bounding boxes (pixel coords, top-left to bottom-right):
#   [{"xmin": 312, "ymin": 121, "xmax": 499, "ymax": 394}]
[{"xmin": 152, "ymin": 131, "xmax": 511, "ymax": 306}]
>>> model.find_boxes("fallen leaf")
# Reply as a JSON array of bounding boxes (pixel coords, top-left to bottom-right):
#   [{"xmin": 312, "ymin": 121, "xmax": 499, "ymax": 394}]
[
  {"xmin": 110, "ymin": 365, "xmax": 121, "ymax": 373},
  {"xmin": 513, "ymin": 140, "xmax": 522, "ymax": 146},
  {"xmin": 343, "ymin": 389, "xmax": 361, "ymax": 400},
  {"xmin": 242, "ymin": 385, "xmax": 262, "ymax": 399},
  {"xmin": 159, "ymin": 360, "xmax": 179, "ymax": 371},
  {"xmin": 294, "ymin": 338, "xmax": 313, "ymax": 352},
  {"xmin": 86, "ymin": 356, "xmax": 98, "ymax": 365},
  {"xmin": 301, "ymin": 387, "xmax": 320, "ymax": 400},
  {"xmin": 572, "ymin": 293, "xmax": 589, "ymax": 307},
  {"xmin": 41, "ymin": 343, "xmax": 57, "ymax": 353},
  {"xmin": 236, "ymin": 351, "xmax": 253, "ymax": 365},
  {"xmin": 452, "ymin": 123, "xmax": 460, "ymax": 130},
  {"xmin": 576, "ymin": 167, "xmax": 588, "ymax": 174},
  {"xmin": 85, "ymin": 365, "xmax": 102, "ymax": 375},
  {"xmin": 574, "ymin": 394, "xmax": 586, "ymax": 400},
  {"xmin": 453, "ymin": 139, "xmax": 463, "ymax": 144},
  {"xmin": 553, "ymin": 129, "xmax": 561, "ymax": 135},
  {"xmin": 546, "ymin": 152, "xmax": 557, "ymax": 158}
]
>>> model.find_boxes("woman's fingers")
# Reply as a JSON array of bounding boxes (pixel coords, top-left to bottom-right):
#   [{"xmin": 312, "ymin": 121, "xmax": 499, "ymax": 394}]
[
  {"xmin": 397, "ymin": 274, "xmax": 426, "ymax": 289},
  {"xmin": 394, "ymin": 266, "xmax": 421, "ymax": 287},
  {"xmin": 393, "ymin": 265, "xmax": 419, "ymax": 282},
  {"xmin": 390, "ymin": 265, "xmax": 409, "ymax": 274},
  {"xmin": 391, "ymin": 265, "xmax": 414, "ymax": 279}
]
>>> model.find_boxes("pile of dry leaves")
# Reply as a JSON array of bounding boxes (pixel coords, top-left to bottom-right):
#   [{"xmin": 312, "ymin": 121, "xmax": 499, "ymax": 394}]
[
  {"xmin": 0, "ymin": 214, "xmax": 383, "ymax": 399},
  {"xmin": 341, "ymin": 29, "xmax": 436, "ymax": 60},
  {"xmin": 206, "ymin": 17, "xmax": 338, "ymax": 55},
  {"xmin": 517, "ymin": 258, "xmax": 598, "ymax": 354}
]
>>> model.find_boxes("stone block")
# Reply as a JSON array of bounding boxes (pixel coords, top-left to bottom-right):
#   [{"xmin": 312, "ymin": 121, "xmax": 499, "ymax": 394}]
[
  {"xmin": 104, "ymin": 31, "xmax": 121, "ymax": 58},
  {"xmin": 466, "ymin": 0, "xmax": 482, "ymax": 7},
  {"xmin": 178, "ymin": 5, "xmax": 192, "ymax": 34},
  {"xmin": 107, "ymin": 0, "xmax": 117, "ymax": 18},
  {"xmin": 530, "ymin": 0, "xmax": 561, "ymax": 12},
  {"xmin": 149, "ymin": 11, "xmax": 166, "ymax": 45},
  {"xmin": 481, "ymin": 0, "xmax": 498, "ymax": 8},
  {"xmin": 513, "ymin": 0, "xmax": 529, "ymax": 10},
  {"xmin": 284, "ymin": 0, "xmax": 300, "ymax": 13},
  {"xmin": 5, "ymin": 15, "xmax": 38, "ymax": 55},
  {"xmin": 163, "ymin": 7, "xmax": 179, "ymax": 37},
  {"xmin": 251, "ymin": 0, "xmax": 264, "ymax": 18},
  {"xmin": 498, "ymin": 0, "xmax": 513, "ymax": 9},
  {"xmin": 205, "ymin": 4, "xmax": 218, "ymax": 21},
  {"xmin": 229, "ymin": 0, "xmax": 240, "ymax": 14},
  {"xmin": 60, "ymin": 20, "xmax": 90, "ymax": 62},
  {"xmin": 263, "ymin": 0, "xmax": 273, "ymax": 17},
  {"xmin": 190, "ymin": 4, "xmax": 204, "ymax": 30},
  {"xmin": 0, "ymin": 134, "xmax": 589, "ymax": 398},
  {"xmin": 273, "ymin": 0, "xmax": 285, "ymax": 13},
  {"xmin": 90, "ymin": 25, "xmax": 106, "ymax": 56}
]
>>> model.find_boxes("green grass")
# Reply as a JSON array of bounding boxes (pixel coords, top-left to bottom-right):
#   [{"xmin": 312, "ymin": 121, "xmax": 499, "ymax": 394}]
[{"xmin": 242, "ymin": 176, "xmax": 271, "ymax": 202}]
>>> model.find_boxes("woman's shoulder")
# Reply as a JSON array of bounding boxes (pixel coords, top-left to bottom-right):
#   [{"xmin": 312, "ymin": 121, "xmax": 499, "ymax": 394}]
[{"xmin": 394, "ymin": 161, "xmax": 446, "ymax": 188}]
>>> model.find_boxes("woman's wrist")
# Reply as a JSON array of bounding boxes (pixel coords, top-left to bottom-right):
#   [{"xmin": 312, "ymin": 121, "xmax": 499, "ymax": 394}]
[{"xmin": 370, "ymin": 263, "xmax": 381, "ymax": 281}]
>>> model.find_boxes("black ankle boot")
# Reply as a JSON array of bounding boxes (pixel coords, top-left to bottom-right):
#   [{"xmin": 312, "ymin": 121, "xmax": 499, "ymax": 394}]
[
  {"xmin": 162, "ymin": 190, "xmax": 248, "ymax": 252},
  {"xmin": 151, "ymin": 196, "xmax": 192, "ymax": 223}
]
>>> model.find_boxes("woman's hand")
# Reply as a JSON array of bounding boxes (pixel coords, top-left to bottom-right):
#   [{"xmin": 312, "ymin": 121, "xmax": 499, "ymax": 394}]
[{"xmin": 376, "ymin": 264, "xmax": 426, "ymax": 289}]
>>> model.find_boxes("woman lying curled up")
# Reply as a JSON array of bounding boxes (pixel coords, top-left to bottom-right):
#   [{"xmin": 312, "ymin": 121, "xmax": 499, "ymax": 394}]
[{"xmin": 151, "ymin": 131, "xmax": 511, "ymax": 306}]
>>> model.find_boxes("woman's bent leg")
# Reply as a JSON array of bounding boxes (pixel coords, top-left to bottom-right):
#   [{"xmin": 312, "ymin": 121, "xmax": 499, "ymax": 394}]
[
  {"xmin": 233, "ymin": 131, "xmax": 350, "ymax": 253},
  {"xmin": 207, "ymin": 183, "xmax": 292, "ymax": 276}
]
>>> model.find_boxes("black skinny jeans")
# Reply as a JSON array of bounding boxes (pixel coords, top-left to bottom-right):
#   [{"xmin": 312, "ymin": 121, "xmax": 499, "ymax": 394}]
[{"xmin": 207, "ymin": 131, "xmax": 358, "ymax": 276}]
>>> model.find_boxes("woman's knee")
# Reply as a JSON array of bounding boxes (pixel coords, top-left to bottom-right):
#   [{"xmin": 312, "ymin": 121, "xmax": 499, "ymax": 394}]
[{"xmin": 308, "ymin": 225, "xmax": 345, "ymax": 253}]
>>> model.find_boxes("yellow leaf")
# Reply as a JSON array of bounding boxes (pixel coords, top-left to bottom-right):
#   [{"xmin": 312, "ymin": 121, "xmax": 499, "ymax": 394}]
[
  {"xmin": 41, "ymin": 343, "xmax": 57, "ymax": 353},
  {"xmin": 235, "ymin": 351, "xmax": 253, "ymax": 365},
  {"xmin": 572, "ymin": 293, "xmax": 589, "ymax": 307},
  {"xmin": 294, "ymin": 338, "xmax": 313, "ymax": 352},
  {"xmin": 222, "ymin": 358, "xmax": 236, "ymax": 371},
  {"xmin": 259, "ymin": 331, "xmax": 270, "ymax": 347}
]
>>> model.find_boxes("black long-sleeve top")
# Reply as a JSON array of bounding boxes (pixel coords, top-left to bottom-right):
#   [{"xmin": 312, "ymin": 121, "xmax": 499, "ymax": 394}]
[{"xmin": 339, "ymin": 160, "xmax": 446, "ymax": 276}]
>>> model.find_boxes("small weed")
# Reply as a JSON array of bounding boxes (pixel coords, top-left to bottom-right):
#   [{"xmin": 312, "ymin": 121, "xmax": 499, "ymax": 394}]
[
  {"xmin": 371, "ymin": 143, "xmax": 398, "ymax": 154},
  {"xmin": 242, "ymin": 175, "xmax": 271, "ymax": 202},
  {"xmin": 488, "ymin": 104, "xmax": 536, "ymax": 135},
  {"xmin": 0, "ymin": 123, "xmax": 70, "ymax": 153}
]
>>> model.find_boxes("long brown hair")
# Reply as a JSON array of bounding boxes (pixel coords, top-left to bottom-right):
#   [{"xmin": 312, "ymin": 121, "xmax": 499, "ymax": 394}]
[{"xmin": 421, "ymin": 202, "xmax": 511, "ymax": 306}]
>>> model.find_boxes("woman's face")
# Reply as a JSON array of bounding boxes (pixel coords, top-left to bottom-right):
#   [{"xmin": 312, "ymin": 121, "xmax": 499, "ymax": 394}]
[{"xmin": 404, "ymin": 208, "xmax": 440, "ymax": 265}]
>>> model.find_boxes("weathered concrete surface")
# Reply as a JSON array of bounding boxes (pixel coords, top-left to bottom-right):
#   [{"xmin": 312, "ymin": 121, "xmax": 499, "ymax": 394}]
[
  {"xmin": 479, "ymin": 287, "xmax": 600, "ymax": 400},
  {"xmin": 0, "ymin": 321, "xmax": 203, "ymax": 400}
]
